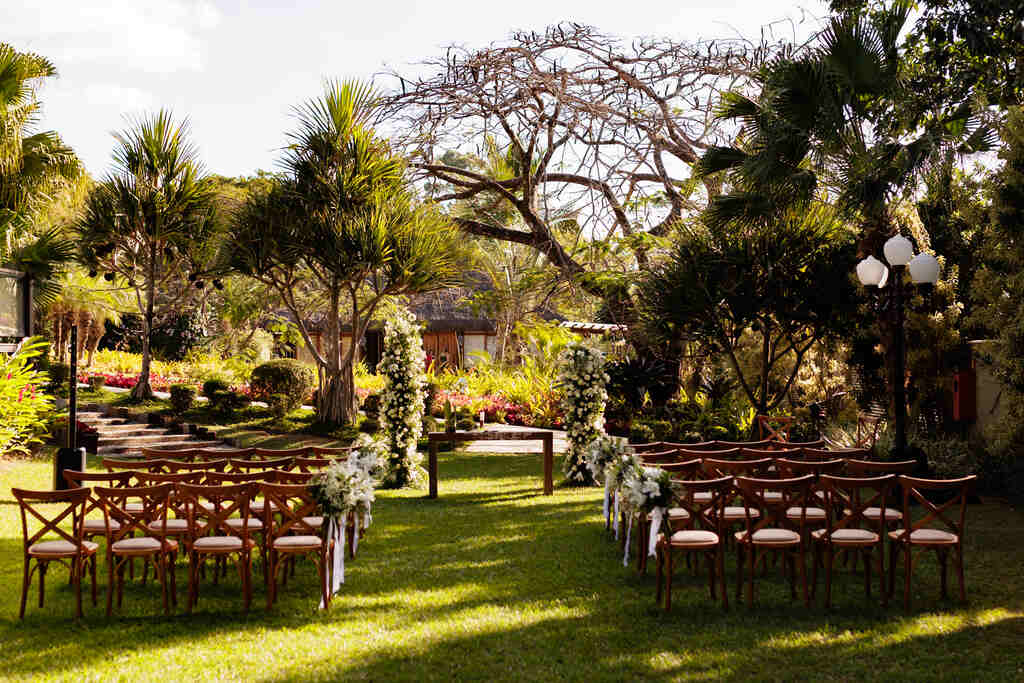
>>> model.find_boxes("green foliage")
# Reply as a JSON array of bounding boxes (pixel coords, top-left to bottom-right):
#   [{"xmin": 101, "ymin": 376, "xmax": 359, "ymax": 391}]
[
  {"xmin": 86, "ymin": 375, "xmax": 105, "ymax": 391},
  {"xmin": 168, "ymin": 384, "xmax": 196, "ymax": 414},
  {"xmin": 249, "ymin": 359, "xmax": 314, "ymax": 413},
  {"xmin": 202, "ymin": 378, "xmax": 230, "ymax": 397},
  {"xmin": 455, "ymin": 417, "xmax": 476, "ymax": 431},
  {"xmin": 266, "ymin": 393, "xmax": 290, "ymax": 420},
  {"xmin": 0, "ymin": 339, "xmax": 53, "ymax": 455},
  {"xmin": 209, "ymin": 389, "xmax": 250, "ymax": 418},
  {"xmin": 48, "ymin": 362, "xmax": 69, "ymax": 388}
]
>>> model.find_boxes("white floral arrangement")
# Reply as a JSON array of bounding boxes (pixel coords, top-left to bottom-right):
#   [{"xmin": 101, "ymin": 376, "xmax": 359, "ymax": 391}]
[
  {"xmin": 585, "ymin": 434, "xmax": 628, "ymax": 528},
  {"xmin": 615, "ymin": 460, "xmax": 674, "ymax": 564},
  {"xmin": 308, "ymin": 458, "xmax": 376, "ymax": 522},
  {"xmin": 349, "ymin": 433, "xmax": 385, "ymax": 477},
  {"xmin": 379, "ymin": 308, "xmax": 428, "ymax": 489},
  {"xmin": 558, "ymin": 343, "xmax": 610, "ymax": 484}
]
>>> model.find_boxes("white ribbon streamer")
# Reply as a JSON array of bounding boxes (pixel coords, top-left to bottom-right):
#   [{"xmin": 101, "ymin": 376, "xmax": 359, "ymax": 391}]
[
  {"xmin": 351, "ymin": 511, "xmax": 359, "ymax": 556},
  {"xmin": 622, "ymin": 515, "xmax": 633, "ymax": 567},
  {"xmin": 603, "ymin": 478, "xmax": 612, "ymax": 528},
  {"xmin": 613, "ymin": 494, "xmax": 621, "ymax": 540},
  {"xmin": 320, "ymin": 517, "xmax": 345, "ymax": 609},
  {"xmin": 647, "ymin": 506, "xmax": 664, "ymax": 558}
]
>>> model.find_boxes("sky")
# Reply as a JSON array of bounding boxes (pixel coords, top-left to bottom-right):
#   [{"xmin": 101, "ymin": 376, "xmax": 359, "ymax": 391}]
[{"xmin": 7, "ymin": 0, "xmax": 829, "ymax": 180}]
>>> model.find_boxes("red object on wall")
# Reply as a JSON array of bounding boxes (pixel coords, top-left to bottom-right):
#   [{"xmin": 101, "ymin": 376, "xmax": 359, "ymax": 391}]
[{"xmin": 952, "ymin": 368, "xmax": 977, "ymax": 422}]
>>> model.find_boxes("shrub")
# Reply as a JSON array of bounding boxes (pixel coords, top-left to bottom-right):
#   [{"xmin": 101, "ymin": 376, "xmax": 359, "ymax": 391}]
[
  {"xmin": 361, "ymin": 393, "xmax": 380, "ymax": 417},
  {"xmin": 202, "ymin": 378, "xmax": 230, "ymax": 397},
  {"xmin": 456, "ymin": 416, "xmax": 476, "ymax": 431},
  {"xmin": 629, "ymin": 422, "xmax": 655, "ymax": 444},
  {"xmin": 49, "ymin": 362, "xmax": 70, "ymax": 387},
  {"xmin": 169, "ymin": 385, "xmax": 197, "ymax": 414},
  {"xmin": 87, "ymin": 375, "xmax": 106, "ymax": 391},
  {"xmin": 266, "ymin": 393, "xmax": 290, "ymax": 420},
  {"xmin": 209, "ymin": 389, "xmax": 250, "ymax": 417},
  {"xmin": 249, "ymin": 359, "xmax": 314, "ymax": 413},
  {"xmin": 359, "ymin": 417, "xmax": 380, "ymax": 434}
]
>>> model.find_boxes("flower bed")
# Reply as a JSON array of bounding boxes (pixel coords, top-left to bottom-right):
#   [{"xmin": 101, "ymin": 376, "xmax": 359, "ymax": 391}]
[{"xmin": 431, "ymin": 389, "xmax": 562, "ymax": 428}]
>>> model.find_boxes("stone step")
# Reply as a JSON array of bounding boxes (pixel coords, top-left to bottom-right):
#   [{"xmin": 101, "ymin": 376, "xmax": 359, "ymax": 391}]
[
  {"xmin": 90, "ymin": 424, "xmax": 167, "ymax": 436},
  {"xmin": 97, "ymin": 432, "xmax": 200, "ymax": 447},
  {"xmin": 98, "ymin": 439, "xmax": 222, "ymax": 456}
]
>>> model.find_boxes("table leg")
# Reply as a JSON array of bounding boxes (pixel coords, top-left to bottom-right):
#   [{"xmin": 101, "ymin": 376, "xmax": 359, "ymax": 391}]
[
  {"xmin": 543, "ymin": 434, "xmax": 553, "ymax": 496},
  {"xmin": 428, "ymin": 442, "xmax": 438, "ymax": 499}
]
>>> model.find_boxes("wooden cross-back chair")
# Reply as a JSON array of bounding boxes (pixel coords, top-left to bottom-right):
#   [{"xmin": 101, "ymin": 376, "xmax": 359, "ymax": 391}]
[
  {"xmin": 229, "ymin": 457, "xmax": 293, "ymax": 474},
  {"xmin": 740, "ymin": 447, "xmax": 801, "ymax": 461},
  {"xmin": 773, "ymin": 458, "xmax": 847, "ymax": 528},
  {"xmin": 93, "ymin": 483, "xmax": 178, "ymax": 616},
  {"xmin": 656, "ymin": 475, "xmax": 734, "ymax": 612},
  {"xmin": 734, "ymin": 474, "xmax": 816, "ymax": 607},
  {"xmin": 196, "ymin": 448, "xmax": 255, "ymax": 461},
  {"xmin": 310, "ymin": 445, "xmax": 354, "ymax": 457},
  {"xmin": 12, "ymin": 487, "xmax": 97, "ymax": 619},
  {"xmin": 294, "ymin": 456, "xmax": 337, "ymax": 473},
  {"xmin": 178, "ymin": 482, "xmax": 257, "ymax": 613},
  {"xmin": 775, "ymin": 439, "xmax": 826, "ymax": 451},
  {"xmin": 757, "ymin": 415, "xmax": 794, "ymax": 442},
  {"xmin": 814, "ymin": 474, "xmax": 896, "ymax": 608},
  {"xmin": 128, "ymin": 472, "xmax": 204, "ymax": 543},
  {"xmin": 272, "ymin": 470, "xmax": 315, "ymax": 485},
  {"xmin": 164, "ymin": 458, "xmax": 228, "ymax": 481},
  {"xmin": 679, "ymin": 447, "xmax": 740, "ymax": 461},
  {"xmin": 62, "ymin": 470, "xmax": 133, "ymax": 548},
  {"xmin": 103, "ymin": 456, "xmax": 166, "ymax": 474},
  {"xmin": 856, "ymin": 414, "xmax": 884, "ymax": 448},
  {"xmin": 714, "ymin": 438, "xmax": 773, "ymax": 450},
  {"xmin": 634, "ymin": 459, "xmax": 702, "ymax": 573},
  {"xmin": 141, "ymin": 447, "xmax": 201, "ymax": 461},
  {"xmin": 698, "ymin": 457, "xmax": 773, "ymax": 527},
  {"xmin": 253, "ymin": 447, "xmax": 309, "ymax": 459},
  {"xmin": 637, "ymin": 449, "xmax": 682, "ymax": 465},
  {"xmin": 260, "ymin": 482, "xmax": 330, "ymax": 610},
  {"xmin": 888, "ymin": 475, "xmax": 977, "ymax": 610},
  {"xmin": 845, "ymin": 459, "xmax": 917, "ymax": 528}
]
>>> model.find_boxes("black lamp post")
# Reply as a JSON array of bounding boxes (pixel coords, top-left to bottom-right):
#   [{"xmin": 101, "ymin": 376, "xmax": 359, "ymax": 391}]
[
  {"xmin": 856, "ymin": 235, "xmax": 941, "ymax": 457},
  {"xmin": 54, "ymin": 324, "xmax": 85, "ymax": 489}
]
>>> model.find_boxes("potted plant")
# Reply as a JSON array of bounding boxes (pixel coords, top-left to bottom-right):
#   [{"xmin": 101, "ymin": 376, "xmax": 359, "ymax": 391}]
[{"xmin": 53, "ymin": 417, "xmax": 100, "ymax": 455}]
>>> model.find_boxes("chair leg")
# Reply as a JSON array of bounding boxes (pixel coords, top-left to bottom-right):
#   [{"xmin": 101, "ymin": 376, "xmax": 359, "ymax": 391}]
[
  {"xmin": 106, "ymin": 557, "xmax": 115, "ymax": 617},
  {"xmin": 243, "ymin": 552, "xmax": 252, "ymax": 613},
  {"xmin": 863, "ymin": 548, "xmax": 872, "ymax": 601},
  {"xmin": 825, "ymin": 546, "xmax": 834, "ymax": 609},
  {"xmin": 38, "ymin": 561, "xmax": 47, "ymax": 608},
  {"xmin": 187, "ymin": 553, "xmax": 198, "ymax": 613},
  {"xmin": 904, "ymin": 546, "xmax": 913, "ymax": 611},
  {"xmin": 707, "ymin": 551, "xmax": 716, "ymax": 601},
  {"xmin": 266, "ymin": 551, "xmax": 277, "ymax": 611},
  {"xmin": 879, "ymin": 542, "xmax": 888, "ymax": 608},
  {"xmin": 655, "ymin": 545, "xmax": 663, "ymax": 605},
  {"xmin": 888, "ymin": 541, "xmax": 898, "ymax": 599},
  {"xmin": 91, "ymin": 554, "xmax": 98, "ymax": 607},
  {"xmin": 319, "ymin": 551, "xmax": 329, "ymax": 610},
  {"xmin": 811, "ymin": 543, "xmax": 819, "ymax": 602},
  {"xmin": 73, "ymin": 557, "xmax": 83, "ymax": 619},
  {"xmin": 169, "ymin": 554, "xmax": 177, "ymax": 609},
  {"xmin": 664, "ymin": 547, "xmax": 673, "ymax": 612},
  {"xmin": 159, "ymin": 555, "xmax": 169, "ymax": 616},
  {"xmin": 19, "ymin": 557, "xmax": 30, "ymax": 619},
  {"xmin": 798, "ymin": 548, "xmax": 809, "ymax": 607},
  {"xmin": 735, "ymin": 543, "xmax": 744, "ymax": 603},
  {"xmin": 747, "ymin": 546, "xmax": 756, "ymax": 607},
  {"xmin": 718, "ymin": 545, "xmax": 728, "ymax": 610}
]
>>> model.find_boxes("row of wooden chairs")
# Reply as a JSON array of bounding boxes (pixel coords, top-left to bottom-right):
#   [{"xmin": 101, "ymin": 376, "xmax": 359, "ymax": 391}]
[
  {"xmin": 139, "ymin": 445, "xmax": 353, "ymax": 462},
  {"xmin": 632, "ymin": 438, "xmax": 829, "ymax": 453},
  {"xmin": 636, "ymin": 446, "xmax": 870, "ymax": 465},
  {"xmin": 14, "ymin": 471, "xmax": 344, "ymax": 619},
  {"xmin": 641, "ymin": 471, "xmax": 975, "ymax": 612},
  {"xmin": 102, "ymin": 454, "xmax": 341, "ymax": 474}
]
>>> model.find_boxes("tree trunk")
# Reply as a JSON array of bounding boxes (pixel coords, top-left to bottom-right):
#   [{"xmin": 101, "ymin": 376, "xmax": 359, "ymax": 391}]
[
  {"xmin": 759, "ymin": 320, "xmax": 771, "ymax": 416},
  {"xmin": 131, "ymin": 247, "xmax": 157, "ymax": 401},
  {"xmin": 313, "ymin": 283, "xmax": 359, "ymax": 426}
]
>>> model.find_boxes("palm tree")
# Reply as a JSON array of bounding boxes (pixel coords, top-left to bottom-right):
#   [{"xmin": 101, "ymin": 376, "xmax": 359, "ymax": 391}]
[
  {"xmin": 698, "ymin": 6, "xmax": 993, "ymax": 255},
  {"xmin": 230, "ymin": 80, "xmax": 460, "ymax": 426},
  {"xmin": 77, "ymin": 111, "xmax": 220, "ymax": 399},
  {"xmin": 0, "ymin": 44, "xmax": 81, "ymax": 308},
  {"xmin": 46, "ymin": 269, "xmax": 130, "ymax": 365}
]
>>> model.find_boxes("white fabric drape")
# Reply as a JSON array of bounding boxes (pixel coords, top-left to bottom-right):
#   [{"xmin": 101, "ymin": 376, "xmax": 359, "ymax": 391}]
[
  {"xmin": 319, "ymin": 517, "xmax": 345, "ymax": 609},
  {"xmin": 647, "ymin": 507, "xmax": 664, "ymax": 558},
  {"xmin": 613, "ymin": 494, "xmax": 621, "ymax": 539},
  {"xmin": 603, "ymin": 478, "xmax": 612, "ymax": 528},
  {"xmin": 622, "ymin": 515, "xmax": 633, "ymax": 567}
]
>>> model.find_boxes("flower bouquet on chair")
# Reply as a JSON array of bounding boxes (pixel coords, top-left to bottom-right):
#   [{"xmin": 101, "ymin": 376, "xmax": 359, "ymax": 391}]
[
  {"xmin": 619, "ymin": 465, "xmax": 673, "ymax": 565},
  {"xmin": 308, "ymin": 459, "xmax": 375, "ymax": 605},
  {"xmin": 585, "ymin": 435, "xmax": 627, "ymax": 530}
]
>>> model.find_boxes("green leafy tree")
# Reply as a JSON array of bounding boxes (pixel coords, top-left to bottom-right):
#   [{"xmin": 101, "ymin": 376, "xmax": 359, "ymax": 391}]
[
  {"xmin": 76, "ymin": 111, "xmax": 220, "ymax": 399},
  {"xmin": 0, "ymin": 338, "xmax": 52, "ymax": 456},
  {"xmin": 638, "ymin": 207, "xmax": 859, "ymax": 416},
  {"xmin": 230, "ymin": 80, "xmax": 460, "ymax": 426}
]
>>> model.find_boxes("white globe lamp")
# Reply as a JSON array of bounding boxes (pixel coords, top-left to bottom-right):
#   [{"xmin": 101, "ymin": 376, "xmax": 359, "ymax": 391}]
[
  {"xmin": 883, "ymin": 234, "xmax": 914, "ymax": 266},
  {"xmin": 856, "ymin": 255, "xmax": 886, "ymax": 287},
  {"xmin": 908, "ymin": 252, "xmax": 941, "ymax": 284}
]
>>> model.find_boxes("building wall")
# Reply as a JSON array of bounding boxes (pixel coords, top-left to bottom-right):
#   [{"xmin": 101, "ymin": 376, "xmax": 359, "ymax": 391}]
[
  {"xmin": 463, "ymin": 333, "xmax": 497, "ymax": 366},
  {"xmin": 971, "ymin": 340, "xmax": 1007, "ymax": 436}
]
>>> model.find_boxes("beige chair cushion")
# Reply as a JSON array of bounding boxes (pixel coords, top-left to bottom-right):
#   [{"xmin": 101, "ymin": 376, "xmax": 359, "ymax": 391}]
[
  {"xmin": 719, "ymin": 506, "xmax": 760, "ymax": 521},
  {"xmin": 273, "ymin": 535, "xmax": 321, "ymax": 550},
  {"xmin": 84, "ymin": 519, "xmax": 119, "ymax": 533},
  {"xmin": 250, "ymin": 500, "xmax": 278, "ymax": 513},
  {"xmin": 669, "ymin": 530, "xmax": 719, "ymax": 547},
  {"xmin": 303, "ymin": 516, "xmax": 325, "ymax": 528},
  {"xmin": 29, "ymin": 540, "xmax": 98, "ymax": 557},
  {"xmin": 111, "ymin": 537, "xmax": 177, "ymax": 553},
  {"xmin": 693, "ymin": 492, "xmax": 712, "ymax": 504},
  {"xmin": 647, "ymin": 508, "xmax": 690, "ymax": 521},
  {"xmin": 125, "ymin": 502, "xmax": 144, "ymax": 513},
  {"xmin": 735, "ymin": 528, "xmax": 801, "ymax": 545},
  {"xmin": 193, "ymin": 536, "xmax": 244, "ymax": 551},
  {"xmin": 763, "ymin": 491, "xmax": 783, "ymax": 503},
  {"xmin": 812, "ymin": 528, "xmax": 879, "ymax": 544},
  {"xmin": 863, "ymin": 506, "xmax": 902, "ymax": 521},
  {"xmin": 888, "ymin": 528, "xmax": 958, "ymax": 545},
  {"xmin": 785, "ymin": 506, "xmax": 827, "ymax": 521},
  {"xmin": 147, "ymin": 519, "xmax": 188, "ymax": 533},
  {"xmin": 226, "ymin": 518, "xmax": 263, "ymax": 530}
]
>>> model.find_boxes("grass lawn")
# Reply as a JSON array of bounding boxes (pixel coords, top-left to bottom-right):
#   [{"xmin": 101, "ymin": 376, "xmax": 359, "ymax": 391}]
[{"xmin": 1, "ymin": 450, "xmax": 1022, "ymax": 682}]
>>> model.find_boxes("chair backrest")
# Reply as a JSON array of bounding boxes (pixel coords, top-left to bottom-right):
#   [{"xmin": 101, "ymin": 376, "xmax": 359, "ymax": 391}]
[
  {"xmin": 141, "ymin": 447, "xmax": 201, "ymax": 461},
  {"xmin": 819, "ymin": 474, "xmax": 895, "ymax": 538},
  {"xmin": 680, "ymin": 447, "xmax": 740, "ymax": 460},
  {"xmin": 259, "ymin": 482, "xmax": 321, "ymax": 539},
  {"xmin": 253, "ymin": 447, "xmax": 309, "ymax": 459},
  {"xmin": 757, "ymin": 414, "xmax": 794, "ymax": 441},
  {"xmin": 701, "ymin": 457, "xmax": 773, "ymax": 479},
  {"xmin": 272, "ymin": 470, "xmax": 315, "ymax": 485},
  {"xmin": 294, "ymin": 456, "xmax": 337, "ymax": 472},
  {"xmin": 665, "ymin": 440, "xmax": 720, "ymax": 451},
  {"xmin": 735, "ymin": 475, "xmax": 815, "ymax": 530},
  {"xmin": 93, "ymin": 484, "xmax": 173, "ymax": 543},
  {"xmin": 895, "ymin": 475, "xmax": 977, "ymax": 542},
  {"xmin": 741, "ymin": 447, "xmax": 800, "ymax": 460},
  {"xmin": 196, "ymin": 448, "xmax": 255, "ymax": 460},
  {"xmin": 631, "ymin": 441, "xmax": 670, "ymax": 453},
  {"xmin": 129, "ymin": 471, "xmax": 204, "ymax": 486},
  {"xmin": 229, "ymin": 457, "xmax": 293, "ymax": 473},
  {"xmin": 671, "ymin": 476, "xmax": 734, "ymax": 533},
  {"xmin": 799, "ymin": 446, "xmax": 860, "ymax": 462},
  {"xmin": 178, "ymin": 483, "xmax": 255, "ymax": 540},
  {"xmin": 774, "ymin": 457, "xmax": 846, "ymax": 479},
  {"xmin": 206, "ymin": 470, "xmax": 277, "ymax": 485},
  {"xmin": 638, "ymin": 449, "xmax": 681, "ymax": 465},
  {"xmin": 844, "ymin": 458, "xmax": 916, "ymax": 476},
  {"xmin": 654, "ymin": 459, "xmax": 702, "ymax": 480},
  {"xmin": 778, "ymin": 439, "xmax": 826, "ymax": 450},
  {"xmin": 102, "ymin": 456, "xmax": 152, "ymax": 472},
  {"xmin": 12, "ymin": 487, "xmax": 90, "ymax": 554},
  {"xmin": 714, "ymin": 438, "xmax": 773, "ymax": 449},
  {"xmin": 310, "ymin": 445, "xmax": 353, "ymax": 457},
  {"xmin": 856, "ymin": 414, "xmax": 884, "ymax": 448},
  {"xmin": 164, "ymin": 458, "xmax": 228, "ymax": 477}
]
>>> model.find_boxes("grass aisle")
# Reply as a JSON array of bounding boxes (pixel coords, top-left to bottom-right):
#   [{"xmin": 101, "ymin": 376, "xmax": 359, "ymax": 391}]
[{"xmin": 1, "ymin": 451, "xmax": 1022, "ymax": 682}]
